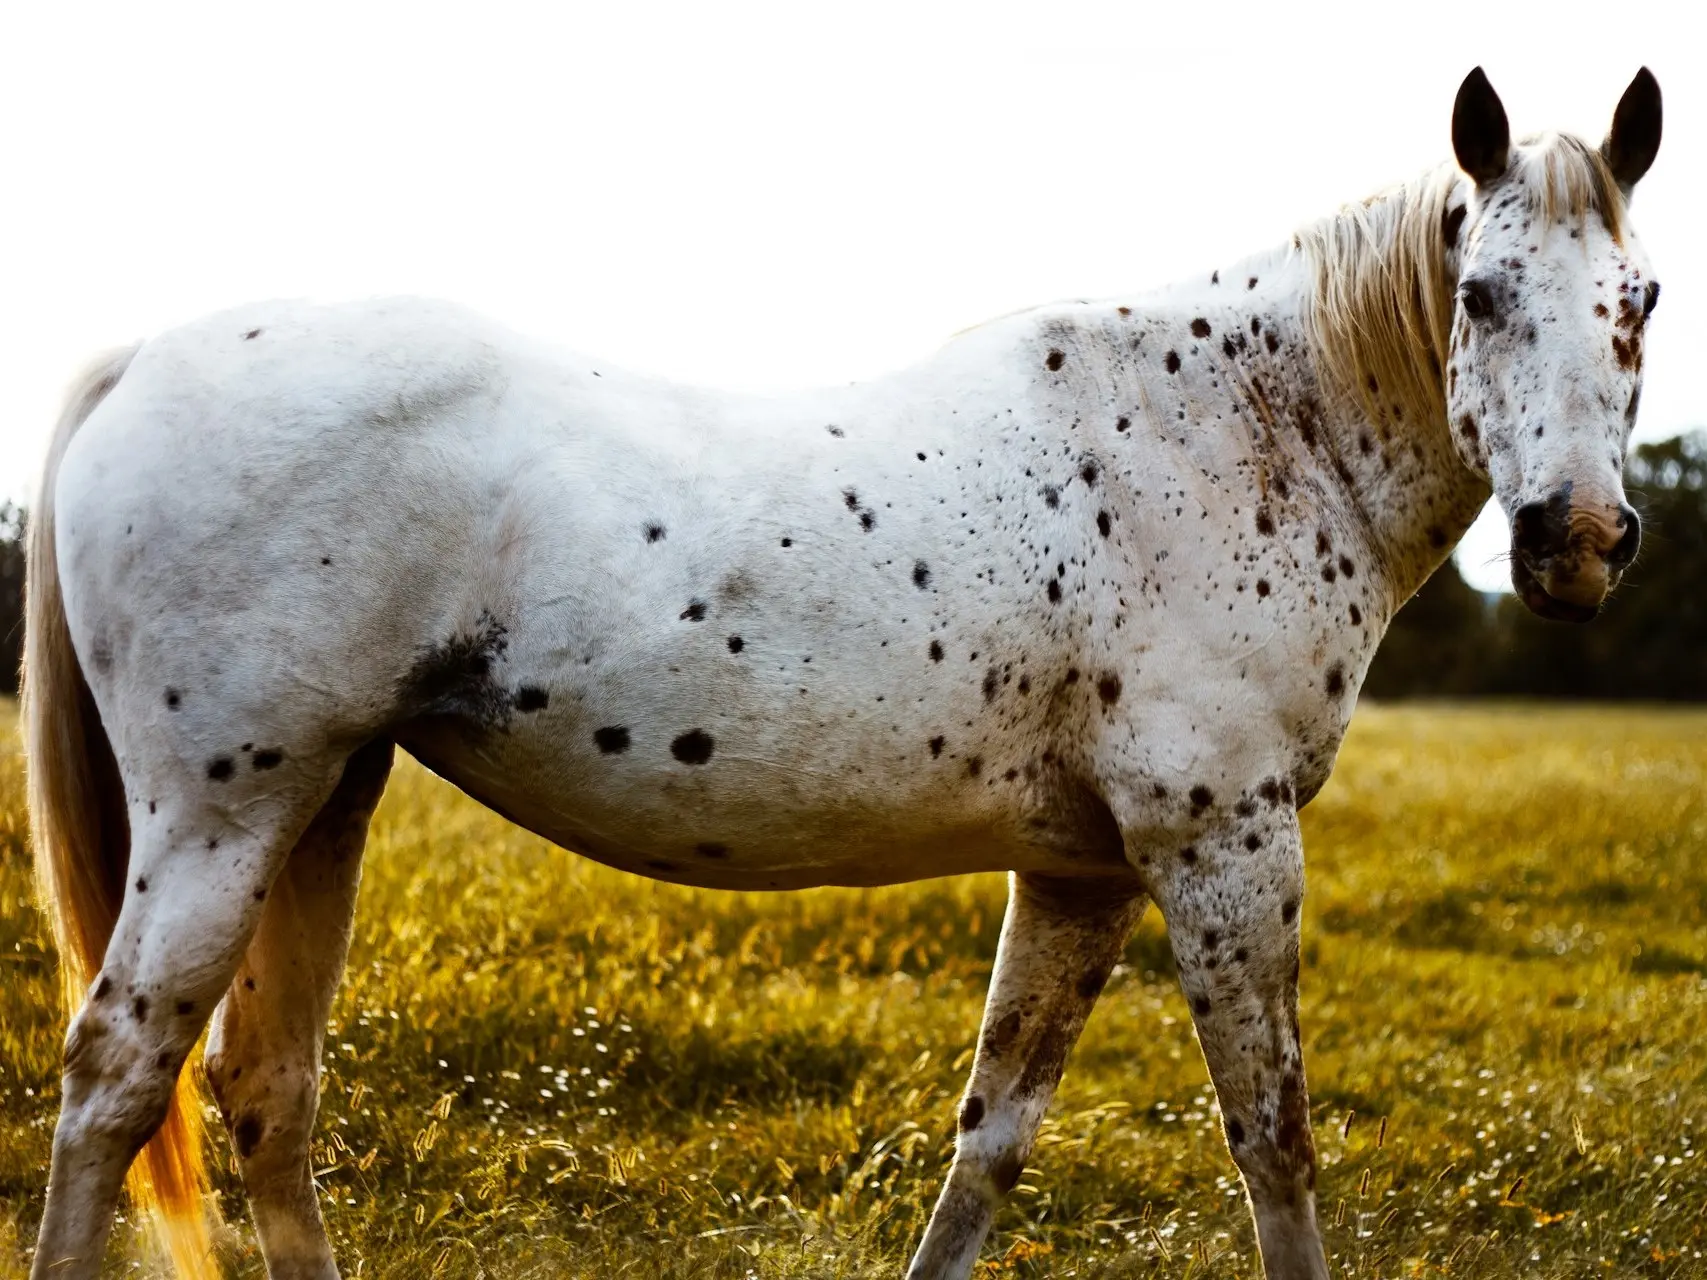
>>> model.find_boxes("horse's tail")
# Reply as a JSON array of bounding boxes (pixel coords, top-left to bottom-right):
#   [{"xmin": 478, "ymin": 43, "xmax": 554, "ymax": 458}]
[{"xmin": 24, "ymin": 345, "xmax": 217, "ymax": 1280}]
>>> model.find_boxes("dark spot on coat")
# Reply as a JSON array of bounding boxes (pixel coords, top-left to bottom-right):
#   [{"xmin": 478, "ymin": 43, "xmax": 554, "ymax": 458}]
[
  {"xmin": 929, "ymin": 735, "xmax": 945, "ymax": 757},
  {"xmin": 515, "ymin": 686, "xmax": 549, "ymax": 712},
  {"xmin": 983, "ymin": 668, "xmax": 1000, "ymax": 702},
  {"xmin": 1244, "ymin": 832, "xmax": 1262, "ymax": 852},
  {"xmin": 1164, "ymin": 350, "xmax": 1181, "ymax": 374},
  {"xmin": 1593, "ymin": 302, "xmax": 1610, "ymax": 319},
  {"xmin": 1189, "ymin": 784, "xmax": 1214, "ymax": 813},
  {"xmin": 207, "ymin": 757, "xmax": 234, "ymax": 782},
  {"xmin": 670, "ymin": 730, "xmax": 715, "ymax": 765},
  {"xmin": 1079, "ymin": 458, "xmax": 1099, "ymax": 486},
  {"xmin": 135, "ymin": 877, "xmax": 148, "ymax": 893},
  {"xmin": 1192, "ymin": 994, "xmax": 1212, "ymax": 1015},
  {"xmin": 403, "ymin": 612, "xmax": 512, "ymax": 725},
  {"xmin": 1326, "ymin": 664, "xmax": 1346, "ymax": 697},
  {"xmin": 1116, "ymin": 416, "xmax": 1130, "ymax": 432},
  {"xmin": 1096, "ymin": 674, "xmax": 1122, "ymax": 704},
  {"xmin": 825, "ymin": 424, "xmax": 844, "ymax": 437},
  {"xmin": 133, "ymin": 995, "xmax": 149, "ymax": 1023},
  {"xmin": 243, "ymin": 328, "xmax": 262, "ymax": 341},
  {"xmin": 1097, "ymin": 510, "xmax": 1111, "ymax": 538},
  {"xmin": 1282, "ymin": 899, "xmax": 1298, "ymax": 924},
  {"xmin": 929, "ymin": 640, "xmax": 944, "ymax": 662},
  {"xmin": 252, "ymin": 749, "xmax": 284, "ymax": 771},
  {"xmin": 1256, "ymin": 579, "xmax": 1270, "ymax": 597},
  {"xmin": 1042, "ymin": 485, "xmax": 1060, "ymax": 509},
  {"xmin": 727, "ymin": 635, "xmax": 745, "ymax": 653},
  {"xmin": 1247, "ymin": 276, "xmax": 1259, "ymax": 290},
  {"xmin": 959, "ymin": 1095, "xmax": 986, "ymax": 1131},
  {"xmin": 1190, "ymin": 318, "xmax": 1212, "ymax": 339},
  {"xmin": 913, "ymin": 560, "xmax": 931, "ymax": 589},
  {"xmin": 235, "ymin": 1114, "xmax": 263, "ymax": 1159},
  {"xmin": 680, "ymin": 601, "xmax": 707, "ymax": 621},
  {"xmin": 176, "ymin": 1000, "xmax": 194, "ymax": 1016},
  {"xmin": 966, "ymin": 756, "xmax": 983, "ymax": 778},
  {"xmin": 1046, "ymin": 579, "xmax": 1062, "ymax": 603},
  {"xmin": 843, "ymin": 488, "xmax": 859, "ymax": 510},
  {"xmin": 1180, "ymin": 845, "xmax": 1199, "ymax": 865},
  {"xmin": 1265, "ymin": 329, "xmax": 1280, "ymax": 354},
  {"xmin": 1063, "ymin": 667, "xmax": 1079, "ymax": 684},
  {"xmin": 593, "ymin": 726, "xmax": 631, "ymax": 754},
  {"xmin": 165, "ymin": 689, "xmax": 181, "ymax": 709},
  {"xmin": 695, "ymin": 842, "xmax": 729, "ymax": 859},
  {"xmin": 1226, "ymin": 1116, "xmax": 1246, "ymax": 1146},
  {"xmin": 1255, "ymin": 508, "xmax": 1275, "ymax": 536},
  {"xmin": 1077, "ymin": 969, "xmax": 1107, "ymax": 1000},
  {"xmin": 1349, "ymin": 603, "xmax": 1363, "ymax": 626},
  {"xmin": 1338, "ymin": 556, "xmax": 1355, "ymax": 578},
  {"xmin": 985, "ymin": 1010, "xmax": 1022, "ymax": 1055},
  {"xmin": 781, "ymin": 537, "xmax": 793, "ymax": 547},
  {"xmin": 859, "ymin": 509, "xmax": 876, "ymax": 532},
  {"xmin": 1045, "ymin": 349, "xmax": 1065, "ymax": 371},
  {"xmin": 644, "ymin": 522, "xmax": 666, "ymax": 542}
]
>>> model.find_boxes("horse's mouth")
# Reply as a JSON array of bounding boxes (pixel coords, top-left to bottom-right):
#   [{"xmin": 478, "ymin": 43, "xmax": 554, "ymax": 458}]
[{"xmin": 1511, "ymin": 555, "xmax": 1602, "ymax": 624}]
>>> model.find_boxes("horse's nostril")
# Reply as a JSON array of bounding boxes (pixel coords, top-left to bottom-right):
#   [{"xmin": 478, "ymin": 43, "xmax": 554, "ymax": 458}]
[
  {"xmin": 1512, "ymin": 500, "xmax": 1556, "ymax": 561},
  {"xmin": 1511, "ymin": 488, "xmax": 1575, "ymax": 563},
  {"xmin": 1608, "ymin": 503, "xmax": 1642, "ymax": 568}
]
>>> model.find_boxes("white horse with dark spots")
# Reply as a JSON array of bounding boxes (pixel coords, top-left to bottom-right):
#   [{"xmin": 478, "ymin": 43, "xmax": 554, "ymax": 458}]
[{"xmin": 24, "ymin": 68, "xmax": 1661, "ymax": 1279}]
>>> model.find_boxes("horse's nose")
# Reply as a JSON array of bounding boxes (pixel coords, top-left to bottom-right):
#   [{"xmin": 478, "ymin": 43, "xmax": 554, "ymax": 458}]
[
  {"xmin": 1511, "ymin": 492, "xmax": 1572, "ymax": 565},
  {"xmin": 1607, "ymin": 503, "xmax": 1642, "ymax": 569}
]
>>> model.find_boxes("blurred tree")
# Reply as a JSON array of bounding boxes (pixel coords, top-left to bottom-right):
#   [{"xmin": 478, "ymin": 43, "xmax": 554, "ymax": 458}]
[{"xmin": 0, "ymin": 503, "xmax": 22, "ymax": 695}]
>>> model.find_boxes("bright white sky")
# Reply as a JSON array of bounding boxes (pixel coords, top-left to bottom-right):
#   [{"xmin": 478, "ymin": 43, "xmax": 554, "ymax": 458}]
[{"xmin": 2, "ymin": 2, "xmax": 1696, "ymax": 591}]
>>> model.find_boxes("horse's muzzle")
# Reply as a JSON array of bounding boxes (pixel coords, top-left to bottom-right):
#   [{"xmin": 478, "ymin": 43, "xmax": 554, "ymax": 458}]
[{"xmin": 1509, "ymin": 486, "xmax": 1640, "ymax": 623}]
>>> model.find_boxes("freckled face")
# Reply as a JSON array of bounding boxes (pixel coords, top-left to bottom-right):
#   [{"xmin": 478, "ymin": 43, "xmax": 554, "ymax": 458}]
[{"xmin": 1446, "ymin": 194, "xmax": 1657, "ymax": 618}]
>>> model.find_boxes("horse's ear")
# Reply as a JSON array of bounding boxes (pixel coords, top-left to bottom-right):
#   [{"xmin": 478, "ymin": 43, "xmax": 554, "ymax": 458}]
[
  {"xmin": 1452, "ymin": 67, "xmax": 1511, "ymax": 186},
  {"xmin": 1603, "ymin": 67, "xmax": 1662, "ymax": 191}
]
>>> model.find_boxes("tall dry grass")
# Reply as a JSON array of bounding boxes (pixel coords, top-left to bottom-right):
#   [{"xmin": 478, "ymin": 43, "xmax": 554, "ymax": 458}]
[{"xmin": 3, "ymin": 701, "xmax": 1704, "ymax": 1277}]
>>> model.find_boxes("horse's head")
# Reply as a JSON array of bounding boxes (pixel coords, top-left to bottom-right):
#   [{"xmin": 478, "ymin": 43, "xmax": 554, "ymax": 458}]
[{"xmin": 1445, "ymin": 67, "xmax": 1662, "ymax": 621}]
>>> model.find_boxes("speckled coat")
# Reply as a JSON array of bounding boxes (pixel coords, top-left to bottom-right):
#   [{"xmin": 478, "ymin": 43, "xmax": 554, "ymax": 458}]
[{"xmin": 25, "ymin": 68, "xmax": 1662, "ymax": 1280}]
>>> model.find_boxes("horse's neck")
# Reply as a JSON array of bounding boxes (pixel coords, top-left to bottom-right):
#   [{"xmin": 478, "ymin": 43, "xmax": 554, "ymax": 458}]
[{"xmin": 1135, "ymin": 254, "xmax": 1492, "ymax": 620}]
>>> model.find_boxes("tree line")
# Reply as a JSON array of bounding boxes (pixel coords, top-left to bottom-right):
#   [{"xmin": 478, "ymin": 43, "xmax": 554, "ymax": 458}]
[{"xmin": 3, "ymin": 432, "xmax": 1706, "ymax": 700}]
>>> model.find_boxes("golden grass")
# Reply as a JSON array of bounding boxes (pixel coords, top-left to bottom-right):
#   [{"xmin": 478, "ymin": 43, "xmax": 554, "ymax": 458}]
[{"xmin": 2, "ymin": 701, "xmax": 1705, "ymax": 1278}]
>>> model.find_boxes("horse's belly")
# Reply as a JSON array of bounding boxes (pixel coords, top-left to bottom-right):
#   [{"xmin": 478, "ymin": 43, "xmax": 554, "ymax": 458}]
[{"xmin": 395, "ymin": 715, "xmax": 1132, "ymax": 891}]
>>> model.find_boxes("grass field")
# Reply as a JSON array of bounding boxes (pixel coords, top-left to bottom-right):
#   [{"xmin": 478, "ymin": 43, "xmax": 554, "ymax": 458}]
[{"xmin": 2, "ymin": 701, "xmax": 1705, "ymax": 1278}]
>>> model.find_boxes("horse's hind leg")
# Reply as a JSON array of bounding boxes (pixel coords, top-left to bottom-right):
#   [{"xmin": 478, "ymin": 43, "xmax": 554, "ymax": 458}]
[
  {"xmin": 905, "ymin": 873, "xmax": 1147, "ymax": 1280},
  {"xmin": 33, "ymin": 756, "xmax": 347, "ymax": 1280},
  {"xmin": 204, "ymin": 739, "xmax": 393, "ymax": 1280}
]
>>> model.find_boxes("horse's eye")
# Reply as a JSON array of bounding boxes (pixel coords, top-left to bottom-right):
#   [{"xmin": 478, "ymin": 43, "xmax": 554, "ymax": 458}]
[
  {"xmin": 1458, "ymin": 280, "xmax": 1494, "ymax": 321},
  {"xmin": 1644, "ymin": 281, "xmax": 1661, "ymax": 318}
]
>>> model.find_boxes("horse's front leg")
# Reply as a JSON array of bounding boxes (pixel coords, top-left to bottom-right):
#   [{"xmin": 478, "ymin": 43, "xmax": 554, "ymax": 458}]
[
  {"xmin": 1148, "ymin": 807, "xmax": 1329, "ymax": 1280},
  {"xmin": 905, "ymin": 871, "xmax": 1148, "ymax": 1280}
]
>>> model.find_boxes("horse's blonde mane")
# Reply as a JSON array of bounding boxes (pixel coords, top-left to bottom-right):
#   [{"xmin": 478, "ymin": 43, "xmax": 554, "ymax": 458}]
[{"xmin": 1296, "ymin": 133, "xmax": 1628, "ymax": 432}]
